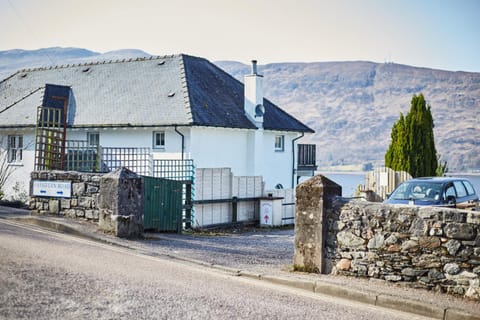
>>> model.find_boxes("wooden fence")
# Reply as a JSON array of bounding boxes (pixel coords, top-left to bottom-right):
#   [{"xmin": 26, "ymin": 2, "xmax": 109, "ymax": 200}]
[
  {"xmin": 193, "ymin": 168, "xmax": 263, "ymax": 227},
  {"xmin": 364, "ymin": 167, "xmax": 411, "ymax": 201}
]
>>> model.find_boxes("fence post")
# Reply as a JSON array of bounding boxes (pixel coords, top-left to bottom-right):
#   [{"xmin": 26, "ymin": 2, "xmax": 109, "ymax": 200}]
[
  {"xmin": 185, "ymin": 182, "xmax": 192, "ymax": 229},
  {"xmin": 98, "ymin": 167, "xmax": 144, "ymax": 237},
  {"xmin": 96, "ymin": 145, "xmax": 102, "ymax": 172}
]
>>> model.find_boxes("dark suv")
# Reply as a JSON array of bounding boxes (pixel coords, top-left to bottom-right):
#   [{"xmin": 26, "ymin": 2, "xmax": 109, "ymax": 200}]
[{"xmin": 384, "ymin": 177, "xmax": 479, "ymax": 210}]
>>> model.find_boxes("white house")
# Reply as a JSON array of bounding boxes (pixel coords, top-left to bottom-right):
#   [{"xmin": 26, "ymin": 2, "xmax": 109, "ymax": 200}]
[{"xmin": 0, "ymin": 54, "xmax": 314, "ymax": 200}]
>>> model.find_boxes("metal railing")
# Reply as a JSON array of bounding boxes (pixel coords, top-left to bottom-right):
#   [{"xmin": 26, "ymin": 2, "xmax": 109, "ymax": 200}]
[
  {"xmin": 64, "ymin": 140, "xmax": 101, "ymax": 172},
  {"xmin": 152, "ymin": 159, "xmax": 195, "ymax": 182},
  {"xmin": 298, "ymin": 144, "xmax": 317, "ymax": 167},
  {"xmin": 153, "ymin": 159, "xmax": 195, "ymax": 229},
  {"xmin": 102, "ymin": 147, "xmax": 151, "ymax": 176}
]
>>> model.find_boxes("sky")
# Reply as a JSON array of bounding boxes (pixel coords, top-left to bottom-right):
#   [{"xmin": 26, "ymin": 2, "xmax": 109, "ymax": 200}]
[{"xmin": 1, "ymin": 0, "xmax": 479, "ymax": 72}]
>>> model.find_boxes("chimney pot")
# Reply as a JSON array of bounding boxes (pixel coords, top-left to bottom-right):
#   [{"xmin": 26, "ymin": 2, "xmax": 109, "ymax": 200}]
[{"xmin": 251, "ymin": 60, "xmax": 258, "ymax": 75}]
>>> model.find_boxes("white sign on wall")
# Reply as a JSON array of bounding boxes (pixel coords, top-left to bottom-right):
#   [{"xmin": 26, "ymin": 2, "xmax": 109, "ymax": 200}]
[
  {"xmin": 261, "ymin": 202, "xmax": 273, "ymax": 226},
  {"xmin": 33, "ymin": 180, "xmax": 72, "ymax": 198}
]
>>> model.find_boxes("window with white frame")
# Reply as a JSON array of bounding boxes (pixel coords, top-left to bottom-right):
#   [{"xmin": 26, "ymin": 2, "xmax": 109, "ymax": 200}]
[
  {"xmin": 7, "ymin": 135, "xmax": 23, "ymax": 163},
  {"xmin": 87, "ymin": 132, "xmax": 99, "ymax": 146},
  {"xmin": 153, "ymin": 131, "xmax": 165, "ymax": 149},
  {"xmin": 275, "ymin": 135, "xmax": 285, "ymax": 152}
]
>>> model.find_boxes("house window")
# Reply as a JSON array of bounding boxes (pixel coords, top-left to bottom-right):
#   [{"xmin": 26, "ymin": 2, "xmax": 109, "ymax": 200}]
[
  {"xmin": 153, "ymin": 131, "xmax": 165, "ymax": 149},
  {"xmin": 87, "ymin": 132, "xmax": 99, "ymax": 146},
  {"xmin": 7, "ymin": 135, "xmax": 23, "ymax": 163},
  {"xmin": 275, "ymin": 135, "xmax": 284, "ymax": 152}
]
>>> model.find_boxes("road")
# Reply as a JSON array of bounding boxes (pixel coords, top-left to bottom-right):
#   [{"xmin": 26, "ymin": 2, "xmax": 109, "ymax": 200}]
[{"xmin": 0, "ymin": 220, "xmax": 433, "ymax": 320}]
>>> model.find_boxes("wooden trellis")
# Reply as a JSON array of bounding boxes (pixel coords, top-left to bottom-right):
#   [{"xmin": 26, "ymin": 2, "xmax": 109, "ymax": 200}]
[{"xmin": 35, "ymin": 106, "xmax": 67, "ymax": 171}]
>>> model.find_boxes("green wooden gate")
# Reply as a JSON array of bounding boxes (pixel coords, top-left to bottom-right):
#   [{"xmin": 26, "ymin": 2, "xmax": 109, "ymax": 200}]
[{"xmin": 143, "ymin": 176, "xmax": 183, "ymax": 232}]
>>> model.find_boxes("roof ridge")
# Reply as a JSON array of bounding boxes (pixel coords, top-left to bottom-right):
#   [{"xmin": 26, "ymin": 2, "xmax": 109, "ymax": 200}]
[
  {"xmin": 178, "ymin": 55, "xmax": 193, "ymax": 124},
  {"xmin": 13, "ymin": 54, "xmax": 181, "ymax": 74}
]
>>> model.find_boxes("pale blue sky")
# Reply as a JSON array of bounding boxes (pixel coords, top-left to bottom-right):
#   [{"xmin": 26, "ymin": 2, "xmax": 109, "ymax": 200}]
[{"xmin": 1, "ymin": 0, "xmax": 479, "ymax": 72}]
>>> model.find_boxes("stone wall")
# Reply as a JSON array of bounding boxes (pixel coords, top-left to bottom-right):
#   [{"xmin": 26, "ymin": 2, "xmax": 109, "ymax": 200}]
[
  {"xmin": 30, "ymin": 171, "xmax": 102, "ymax": 220},
  {"xmin": 29, "ymin": 168, "xmax": 143, "ymax": 238},
  {"xmin": 294, "ymin": 175, "xmax": 480, "ymax": 300},
  {"xmin": 294, "ymin": 175, "xmax": 342, "ymax": 272},
  {"xmin": 326, "ymin": 200, "xmax": 480, "ymax": 300},
  {"xmin": 97, "ymin": 168, "xmax": 143, "ymax": 237}
]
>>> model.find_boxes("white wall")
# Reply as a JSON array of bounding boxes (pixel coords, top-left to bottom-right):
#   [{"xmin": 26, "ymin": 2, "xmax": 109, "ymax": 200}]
[
  {"xmin": 260, "ymin": 131, "xmax": 298, "ymax": 189},
  {"xmin": 189, "ymin": 126, "xmax": 300, "ymax": 190},
  {"xmin": 189, "ymin": 126, "xmax": 249, "ymax": 175},
  {"xmin": 0, "ymin": 129, "xmax": 35, "ymax": 200},
  {"xmin": 0, "ymin": 125, "xmax": 305, "ymax": 200},
  {"xmin": 0, "ymin": 127, "xmax": 191, "ymax": 199},
  {"xmin": 68, "ymin": 127, "xmax": 189, "ymax": 159}
]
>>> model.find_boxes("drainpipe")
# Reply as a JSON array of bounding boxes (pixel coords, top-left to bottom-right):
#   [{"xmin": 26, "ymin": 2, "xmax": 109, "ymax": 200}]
[
  {"xmin": 174, "ymin": 126, "xmax": 185, "ymax": 161},
  {"xmin": 291, "ymin": 132, "xmax": 304, "ymax": 188}
]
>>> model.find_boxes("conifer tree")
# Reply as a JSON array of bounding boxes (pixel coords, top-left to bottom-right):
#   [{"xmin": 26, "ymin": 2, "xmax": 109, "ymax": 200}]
[{"xmin": 385, "ymin": 94, "xmax": 439, "ymax": 177}]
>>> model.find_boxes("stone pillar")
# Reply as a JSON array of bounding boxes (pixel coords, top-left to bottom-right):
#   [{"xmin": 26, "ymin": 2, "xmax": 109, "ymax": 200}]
[
  {"xmin": 294, "ymin": 175, "xmax": 341, "ymax": 273},
  {"xmin": 98, "ymin": 167, "xmax": 144, "ymax": 238}
]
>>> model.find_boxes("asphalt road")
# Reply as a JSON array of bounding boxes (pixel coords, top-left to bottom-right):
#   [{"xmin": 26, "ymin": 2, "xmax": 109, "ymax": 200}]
[{"xmin": 0, "ymin": 220, "xmax": 434, "ymax": 320}]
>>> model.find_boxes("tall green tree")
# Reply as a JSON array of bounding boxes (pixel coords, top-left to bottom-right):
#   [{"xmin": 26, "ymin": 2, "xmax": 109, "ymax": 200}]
[{"xmin": 385, "ymin": 94, "xmax": 440, "ymax": 177}]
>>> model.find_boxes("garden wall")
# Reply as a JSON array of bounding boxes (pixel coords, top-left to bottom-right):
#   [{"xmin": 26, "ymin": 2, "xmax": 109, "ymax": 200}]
[
  {"xmin": 294, "ymin": 175, "xmax": 480, "ymax": 300},
  {"xmin": 29, "ymin": 168, "xmax": 143, "ymax": 237},
  {"xmin": 29, "ymin": 170, "xmax": 102, "ymax": 220}
]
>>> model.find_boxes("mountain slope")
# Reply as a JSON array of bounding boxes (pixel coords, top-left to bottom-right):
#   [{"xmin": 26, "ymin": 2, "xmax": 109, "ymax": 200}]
[
  {"xmin": 217, "ymin": 61, "xmax": 480, "ymax": 172},
  {"xmin": 1, "ymin": 48, "xmax": 478, "ymax": 171}
]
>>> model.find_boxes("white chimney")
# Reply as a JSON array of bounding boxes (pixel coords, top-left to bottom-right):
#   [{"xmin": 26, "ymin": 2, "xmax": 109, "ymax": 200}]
[{"xmin": 244, "ymin": 60, "xmax": 264, "ymax": 127}]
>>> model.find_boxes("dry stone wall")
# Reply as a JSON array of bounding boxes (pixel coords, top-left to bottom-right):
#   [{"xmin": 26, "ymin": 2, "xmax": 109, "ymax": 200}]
[
  {"xmin": 30, "ymin": 171, "xmax": 102, "ymax": 220},
  {"xmin": 325, "ymin": 199, "xmax": 480, "ymax": 300},
  {"xmin": 294, "ymin": 175, "xmax": 480, "ymax": 301},
  {"xmin": 29, "ymin": 168, "xmax": 143, "ymax": 238}
]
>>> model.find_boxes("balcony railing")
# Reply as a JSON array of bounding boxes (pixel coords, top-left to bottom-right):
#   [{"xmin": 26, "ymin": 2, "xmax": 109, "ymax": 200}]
[{"xmin": 298, "ymin": 144, "xmax": 317, "ymax": 173}]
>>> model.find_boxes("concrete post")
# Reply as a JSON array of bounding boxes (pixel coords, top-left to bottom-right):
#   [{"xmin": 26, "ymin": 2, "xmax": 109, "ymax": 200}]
[
  {"xmin": 98, "ymin": 167, "xmax": 143, "ymax": 238},
  {"xmin": 293, "ymin": 175, "xmax": 341, "ymax": 273}
]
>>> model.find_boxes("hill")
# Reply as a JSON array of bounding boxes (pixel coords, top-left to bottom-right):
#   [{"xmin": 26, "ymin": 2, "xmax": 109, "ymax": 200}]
[
  {"xmin": 1, "ymin": 47, "xmax": 478, "ymax": 171},
  {"xmin": 217, "ymin": 61, "xmax": 480, "ymax": 172}
]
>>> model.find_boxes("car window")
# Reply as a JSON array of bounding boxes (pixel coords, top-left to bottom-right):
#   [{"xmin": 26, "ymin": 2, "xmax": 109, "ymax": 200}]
[
  {"xmin": 444, "ymin": 183, "xmax": 456, "ymax": 199},
  {"xmin": 453, "ymin": 181, "xmax": 467, "ymax": 198},
  {"xmin": 390, "ymin": 182, "xmax": 410, "ymax": 200},
  {"xmin": 425, "ymin": 184, "xmax": 441, "ymax": 200},
  {"xmin": 463, "ymin": 181, "xmax": 476, "ymax": 196}
]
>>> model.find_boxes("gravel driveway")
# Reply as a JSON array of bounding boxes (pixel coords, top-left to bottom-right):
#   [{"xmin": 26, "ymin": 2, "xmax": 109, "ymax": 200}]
[{"xmin": 143, "ymin": 228, "xmax": 295, "ymax": 274}]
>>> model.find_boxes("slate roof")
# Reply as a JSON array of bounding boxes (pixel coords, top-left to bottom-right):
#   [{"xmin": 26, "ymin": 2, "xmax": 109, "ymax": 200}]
[{"xmin": 0, "ymin": 54, "xmax": 313, "ymax": 133}]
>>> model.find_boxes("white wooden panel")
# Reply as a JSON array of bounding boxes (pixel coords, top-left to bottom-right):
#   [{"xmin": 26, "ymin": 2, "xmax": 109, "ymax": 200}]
[
  {"xmin": 254, "ymin": 177, "xmax": 263, "ymax": 197},
  {"xmin": 193, "ymin": 204, "xmax": 204, "ymax": 227},
  {"xmin": 221, "ymin": 169, "xmax": 232, "ymax": 198},
  {"xmin": 213, "ymin": 203, "xmax": 230, "ymax": 224},
  {"xmin": 202, "ymin": 169, "xmax": 213, "ymax": 200},
  {"xmin": 240, "ymin": 177, "xmax": 248, "ymax": 197},
  {"xmin": 211, "ymin": 168, "xmax": 224, "ymax": 200},
  {"xmin": 195, "ymin": 169, "xmax": 204, "ymax": 201}
]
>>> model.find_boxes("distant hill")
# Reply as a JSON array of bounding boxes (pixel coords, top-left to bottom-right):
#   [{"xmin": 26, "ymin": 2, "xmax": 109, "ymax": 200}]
[
  {"xmin": 0, "ymin": 47, "xmax": 151, "ymax": 80},
  {"xmin": 1, "ymin": 47, "xmax": 479, "ymax": 171},
  {"xmin": 217, "ymin": 61, "xmax": 480, "ymax": 172}
]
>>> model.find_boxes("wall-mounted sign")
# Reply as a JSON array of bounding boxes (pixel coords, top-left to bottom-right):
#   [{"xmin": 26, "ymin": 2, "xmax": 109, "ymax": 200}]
[
  {"xmin": 32, "ymin": 180, "xmax": 72, "ymax": 198},
  {"xmin": 261, "ymin": 202, "xmax": 273, "ymax": 226}
]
